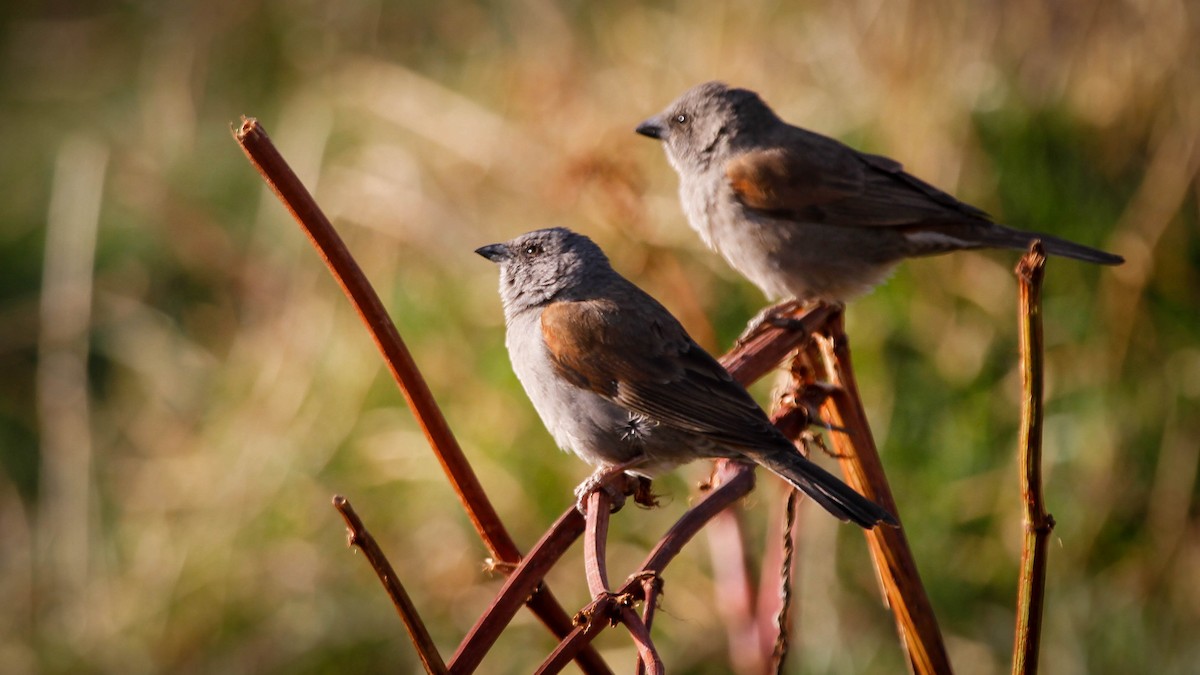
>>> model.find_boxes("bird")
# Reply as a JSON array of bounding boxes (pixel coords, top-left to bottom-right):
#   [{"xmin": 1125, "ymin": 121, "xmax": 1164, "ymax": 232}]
[
  {"xmin": 476, "ymin": 227, "xmax": 895, "ymax": 528},
  {"xmin": 636, "ymin": 81, "xmax": 1123, "ymax": 306}
]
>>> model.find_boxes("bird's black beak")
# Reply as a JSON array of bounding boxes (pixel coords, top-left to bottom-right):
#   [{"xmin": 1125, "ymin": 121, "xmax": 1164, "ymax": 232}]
[
  {"xmin": 635, "ymin": 117, "xmax": 665, "ymax": 140},
  {"xmin": 475, "ymin": 242, "xmax": 511, "ymax": 263}
]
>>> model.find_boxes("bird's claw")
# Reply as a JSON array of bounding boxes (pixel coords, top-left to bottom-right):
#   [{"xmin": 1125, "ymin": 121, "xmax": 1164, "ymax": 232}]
[
  {"xmin": 574, "ymin": 470, "xmax": 628, "ymax": 514},
  {"xmin": 735, "ymin": 300, "xmax": 807, "ymax": 347}
]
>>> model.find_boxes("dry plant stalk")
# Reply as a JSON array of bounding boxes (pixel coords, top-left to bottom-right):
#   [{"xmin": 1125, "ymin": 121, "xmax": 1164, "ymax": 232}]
[
  {"xmin": 1011, "ymin": 242, "xmax": 1054, "ymax": 675},
  {"xmin": 583, "ymin": 489, "xmax": 665, "ymax": 675},
  {"xmin": 769, "ymin": 490, "xmax": 802, "ymax": 674},
  {"xmin": 332, "ymin": 495, "xmax": 447, "ymax": 674},
  {"xmin": 800, "ymin": 311, "xmax": 954, "ymax": 675},
  {"xmin": 530, "ymin": 461, "xmax": 757, "ymax": 673},
  {"xmin": 656, "ymin": 303, "xmax": 955, "ymax": 674},
  {"xmin": 448, "ymin": 508, "xmax": 585, "ymax": 671},
  {"xmin": 233, "ymin": 118, "xmax": 608, "ymax": 675},
  {"xmin": 706, "ymin": 314, "xmax": 836, "ymax": 675}
]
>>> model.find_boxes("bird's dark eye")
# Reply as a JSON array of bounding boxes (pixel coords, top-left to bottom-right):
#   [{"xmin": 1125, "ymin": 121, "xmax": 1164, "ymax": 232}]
[
  {"xmin": 523, "ymin": 243, "xmax": 543, "ymax": 256},
  {"xmin": 674, "ymin": 114, "xmax": 688, "ymax": 125}
]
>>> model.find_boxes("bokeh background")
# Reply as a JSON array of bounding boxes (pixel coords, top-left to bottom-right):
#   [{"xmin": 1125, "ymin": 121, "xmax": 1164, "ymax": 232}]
[{"xmin": 2, "ymin": 1, "xmax": 1197, "ymax": 673}]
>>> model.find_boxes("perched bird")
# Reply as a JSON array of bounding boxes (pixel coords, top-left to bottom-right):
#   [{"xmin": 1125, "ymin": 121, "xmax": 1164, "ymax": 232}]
[
  {"xmin": 476, "ymin": 227, "xmax": 895, "ymax": 528},
  {"xmin": 636, "ymin": 81, "xmax": 1123, "ymax": 304}
]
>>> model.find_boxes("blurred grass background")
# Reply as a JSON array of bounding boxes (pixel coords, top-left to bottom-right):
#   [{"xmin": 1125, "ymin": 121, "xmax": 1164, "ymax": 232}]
[{"xmin": 2, "ymin": 1, "xmax": 1197, "ymax": 673}]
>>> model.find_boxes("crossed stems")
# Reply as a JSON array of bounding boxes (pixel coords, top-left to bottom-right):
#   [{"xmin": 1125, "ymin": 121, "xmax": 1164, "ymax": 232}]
[
  {"xmin": 450, "ymin": 302, "xmax": 829, "ymax": 674},
  {"xmin": 235, "ymin": 118, "xmax": 1052, "ymax": 675},
  {"xmin": 234, "ymin": 112, "xmax": 937, "ymax": 672}
]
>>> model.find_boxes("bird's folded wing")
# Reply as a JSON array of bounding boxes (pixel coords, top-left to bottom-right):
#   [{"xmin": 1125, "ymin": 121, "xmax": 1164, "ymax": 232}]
[
  {"xmin": 725, "ymin": 139, "xmax": 993, "ymax": 228},
  {"xmin": 540, "ymin": 296, "xmax": 784, "ymax": 449}
]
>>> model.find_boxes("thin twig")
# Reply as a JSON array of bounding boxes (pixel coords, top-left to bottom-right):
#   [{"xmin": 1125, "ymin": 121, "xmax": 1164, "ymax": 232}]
[
  {"xmin": 535, "ymin": 462, "xmax": 758, "ymax": 672},
  {"xmin": 233, "ymin": 118, "xmax": 607, "ymax": 674},
  {"xmin": 514, "ymin": 493, "xmax": 666, "ymax": 675},
  {"xmin": 625, "ymin": 461, "xmax": 757, "ymax": 587},
  {"xmin": 757, "ymin": 360, "xmax": 823, "ymax": 669},
  {"xmin": 769, "ymin": 490, "xmax": 801, "ymax": 674},
  {"xmin": 534, "ymin": 597, "xmax": 616, "ymax": 675},
  {"xmin": 333, "ymin": 495, "xmax": 447, "ymax": 675},
  {"xmin": 1011, "ymin": 242, "xmax": 1055, "ymax": 675},
  {"xmin": 620, "ymin": 605, "xmax": 665, "ymax": 675},
  {"xmin": 804, "ymin": 313, "xmax": 953, "ymax": 675},
  {"xmin": 620, "ymin": 462, "xmax": 756, "ymax": 672},
  {"xmin": 634, "ymin": 574, "xmax": 664, "ymax": 675},
  {"xmin": 453, "ymin": 475, "xmax": 636, "ymax": 672},
  {"xmin": 449, "ymin": 508, "xmax": 586, "ymax": 673}
]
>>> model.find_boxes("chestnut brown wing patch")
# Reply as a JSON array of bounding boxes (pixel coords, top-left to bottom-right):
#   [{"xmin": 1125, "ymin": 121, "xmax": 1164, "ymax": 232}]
[
  {"xmin": 726, "ymin": 146, "xmax": 861, "ymax": 213},
  {"xmin": 726, "ymin": 133, "xmax": 994, "ymax": 228},
  {"xmin": 540, "ymin": 293, "xmax": 785, "ymax": 450}
]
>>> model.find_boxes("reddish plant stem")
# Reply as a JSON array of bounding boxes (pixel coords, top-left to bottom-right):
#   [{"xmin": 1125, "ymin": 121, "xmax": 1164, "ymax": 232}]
[
  {"xmin": 449, "ymin": 508, "xmax": 587, "ymax": 673},
  {"xmin": 634, "ymin": 574, "xmax": 663, "ymax": 675},
  {"xmin": 719, "ymin": 303, "xmax": 835, "ymax": 384},
  {"xmin": 620, "ymin": 606, "xmax": 665, "ymax": 675},
  {"xmin": 534, "ymin": 598, "xmax": 615, "ymax": 675},
  {"xmin": 234, "ymin": 117, "xmax": 508, "ymax": 563},
  {"xmin": 805, "ymin": 314, "xmax": 953, "ymax": 675},
  {"xmin": 535, "ymin": 462, "xmax": 758, "ymax": 672},
  {"xmin": 584, "ymin": 491, "xmax": 613, "ymax": 598},
  {"xmin": 533, "ymin": 597, "xmax": 661, "ymax": 675},
  {"xmin": 233, "ymin": 118, "xmax": 606, "ymax": 674},
  {"xmin": 333, "ymin": 496, "xmax": 447, "ymax": 675},
  {"xmin": 624, "ymin": 461, "xmax": 757, "ymax": 590},
  {"xmin": 1012, "ymin": 242, "xmax": 1054, "ymax": 675},
  {"xmin": 489, "ymin": 487, "xmax": 668, "ymax": 675}
]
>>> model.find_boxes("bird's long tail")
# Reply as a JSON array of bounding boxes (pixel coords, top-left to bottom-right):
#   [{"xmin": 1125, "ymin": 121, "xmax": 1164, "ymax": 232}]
[
  {"xmin": 977, "ymin": 224, "xmax": 1124, "ymax": 265},
  {"xmin": 750, "ymin": 448, "xmax": 897, "ymax": 529}
]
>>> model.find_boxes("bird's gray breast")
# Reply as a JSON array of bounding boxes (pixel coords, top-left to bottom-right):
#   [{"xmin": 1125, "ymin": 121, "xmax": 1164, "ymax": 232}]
[
  {"xmin": 678, "ymin": 168, "xmax": 723, "ymax": 251},
  {"xmin": 504, "ymin": 308, "xmax": 642, "ymax": 468},
  {"xmin": 678, "ymin": 168, "xmax": 797, "ymax": 300}
]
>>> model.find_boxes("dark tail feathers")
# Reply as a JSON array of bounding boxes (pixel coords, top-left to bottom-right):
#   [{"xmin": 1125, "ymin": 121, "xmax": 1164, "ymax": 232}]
[
  {"xmin": 752, "ymin": 449, "xmax": 897, "ymax": 529},
  {"xmin": 981, "ymin": 224, "xmax": 1124, "ymax": 266}
]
